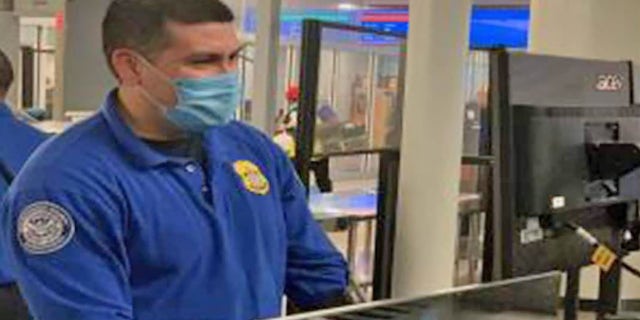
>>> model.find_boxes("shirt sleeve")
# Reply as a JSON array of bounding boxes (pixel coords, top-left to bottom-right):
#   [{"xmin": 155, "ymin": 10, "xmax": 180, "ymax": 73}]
[
  {"xmin": 275, "ymin": 149, "xmax": 349, "ymax": 308},
  {"xmin": 1, "ymin": 180, "xmax": 132, "ymax": 320}
]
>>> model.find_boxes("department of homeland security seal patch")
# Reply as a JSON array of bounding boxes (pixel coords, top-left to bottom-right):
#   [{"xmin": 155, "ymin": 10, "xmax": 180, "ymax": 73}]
[{"xmin": 17, "ymin": 202, "xmax": 75, "ymax": 255}]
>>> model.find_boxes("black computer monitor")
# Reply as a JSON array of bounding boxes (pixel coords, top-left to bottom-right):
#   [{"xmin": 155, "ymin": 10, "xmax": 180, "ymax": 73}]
[
  {"xmin": 496, "ymin": 104, "xmax": 640, "ymax": 277},
  {"xmin": 511, "ymin": 105, "xmax": 640, "ymax": 216}
]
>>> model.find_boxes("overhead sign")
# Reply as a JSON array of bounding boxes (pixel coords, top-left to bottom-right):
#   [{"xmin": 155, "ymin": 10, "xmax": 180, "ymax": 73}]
[
  {"xmin": 361, "ymin": 6, "xmax": 530, "ymax": 48},
  {"xmin": 470, "ymin": 6, "xmax": 530, "ymax": 48},
  {"xmin": 242, "ymin": 6, "xmax": 530, "ymax": 48},
  {"xmin": 243, "ymin": 8, "xmax": 354, "ymax": 41}
]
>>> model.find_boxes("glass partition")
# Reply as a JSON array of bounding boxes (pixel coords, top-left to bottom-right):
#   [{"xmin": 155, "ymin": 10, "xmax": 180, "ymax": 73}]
[{"xmin": 314, "ymin": 27, "xmax": 405, "ymax": 157}]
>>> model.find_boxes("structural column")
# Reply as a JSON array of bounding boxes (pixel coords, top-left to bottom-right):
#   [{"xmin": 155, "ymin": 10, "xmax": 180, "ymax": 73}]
[
  {"xmin": 250, "ymin": 0, "xmax": 281, "ymax": 134},
  {"xmin": 530, "ymin": 0, "xmax": 640, "ymax": 302},
  {"xmin": 60, "ymin": 0, "xmax": 114, "ymax": 118},
  {"xmin": 393, "ymin": 0, "xmax": 472, "ymax": 297}
]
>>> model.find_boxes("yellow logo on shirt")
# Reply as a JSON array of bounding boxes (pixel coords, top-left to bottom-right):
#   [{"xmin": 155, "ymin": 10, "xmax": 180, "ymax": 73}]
[{"xmin": 233, "ymin": 160, "xmax": 270, "ymax": 195}]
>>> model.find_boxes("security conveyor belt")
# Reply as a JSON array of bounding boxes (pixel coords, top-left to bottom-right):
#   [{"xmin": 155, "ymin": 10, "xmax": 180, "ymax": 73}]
[{"xmin": 274, "ymin": 272, "xmax": 561, "ymax": 320}]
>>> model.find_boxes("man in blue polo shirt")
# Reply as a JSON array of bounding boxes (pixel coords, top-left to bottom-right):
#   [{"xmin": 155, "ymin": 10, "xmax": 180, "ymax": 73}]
[
  {"xmin": 0, "ymin": 1, "xmax": 348, "ymax": 319},
  {"xmin": 0, "ymin": 48, "xmax": 47, "ymax": 319}
]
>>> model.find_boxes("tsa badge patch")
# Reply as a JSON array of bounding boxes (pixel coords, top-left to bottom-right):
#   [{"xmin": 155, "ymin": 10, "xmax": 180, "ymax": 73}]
[
  {"xmin": 17, "ymin": 202, "xmax": 75, "ymax": 255},
  {"xmin": 233, "ymin": 160, "xmax": 270, "ymax": 195}
]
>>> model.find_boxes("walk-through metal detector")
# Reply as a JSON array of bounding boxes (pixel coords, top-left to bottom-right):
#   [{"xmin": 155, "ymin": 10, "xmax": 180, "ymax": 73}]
[{"xmin": 295, "ymin": 19, "xmax": 405, "ymax": 300}]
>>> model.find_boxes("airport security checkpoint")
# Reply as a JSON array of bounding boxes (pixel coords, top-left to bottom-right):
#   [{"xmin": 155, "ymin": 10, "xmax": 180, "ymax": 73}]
[{"xmin": 0, "ymin": 0, "xmax": 639, "ymax": 320}]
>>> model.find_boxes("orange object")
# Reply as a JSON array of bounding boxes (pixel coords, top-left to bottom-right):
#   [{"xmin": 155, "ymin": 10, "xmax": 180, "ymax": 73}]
[{"xmin": 591, "ymin": 245, "xmax": 617, "ymax": 272}]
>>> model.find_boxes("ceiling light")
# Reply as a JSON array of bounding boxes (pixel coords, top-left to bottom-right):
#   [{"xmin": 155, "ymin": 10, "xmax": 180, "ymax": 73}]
[{"xmin": 338, "ymin": 3, "xmax": 359, "ymax": 11}]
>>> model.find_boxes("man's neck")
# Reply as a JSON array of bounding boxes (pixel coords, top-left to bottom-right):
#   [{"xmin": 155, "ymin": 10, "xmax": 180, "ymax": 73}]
[{"xmin": 116, "ymin": 88, "xmax": 186, "ymax": 142}]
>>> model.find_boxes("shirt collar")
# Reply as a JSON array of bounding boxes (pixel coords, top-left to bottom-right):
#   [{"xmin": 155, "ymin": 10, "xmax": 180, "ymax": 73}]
[{"xmin": 100, "ymin": 90, "xmax": 192, "ymax": 168}]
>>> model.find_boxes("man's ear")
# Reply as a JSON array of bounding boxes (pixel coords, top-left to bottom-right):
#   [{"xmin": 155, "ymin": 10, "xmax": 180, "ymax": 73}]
[{"xmin": 111, "ymin": 49, "xmax": 144, "ymax": 87}]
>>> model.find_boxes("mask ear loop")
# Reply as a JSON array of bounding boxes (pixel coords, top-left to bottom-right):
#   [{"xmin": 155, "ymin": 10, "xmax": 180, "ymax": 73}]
[
  {"xmin": 138, "ymin": 86, "xmax": 171, "ymax": 114},
  {"xmin": 134, "ymin": 54, "xmax": 180, "ymax": 113}
]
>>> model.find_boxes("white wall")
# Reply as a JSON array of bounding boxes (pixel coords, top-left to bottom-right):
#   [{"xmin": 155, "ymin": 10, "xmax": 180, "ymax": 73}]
[
  {"xmin": 530, "ymin": 0, "xmax": 640, "ymax": 62},
  {"xmin": 0, "ymin": 11, "xmax": 21, "ymax": 107},
  {"xmin": 61, "ymin": 0, "xmax": 248, "ymax": 115},
  {"xmin": 62, "ymin": 0, "xmax": 114, "ymax": 112}
]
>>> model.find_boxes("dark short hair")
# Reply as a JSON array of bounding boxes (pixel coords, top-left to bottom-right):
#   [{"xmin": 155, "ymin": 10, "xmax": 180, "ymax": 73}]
[
  {"xmin": 0, "ymin": 49, "xmax": 13, "ymax": 95},
  {"xmin": 102, "ymin": 0, "xmax": 235, "ymax": 70}
]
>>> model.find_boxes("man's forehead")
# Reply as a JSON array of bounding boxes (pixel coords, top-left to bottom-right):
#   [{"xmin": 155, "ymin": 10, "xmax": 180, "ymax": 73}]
[{"xmin": 165, "ymin": 21, "xmax": 240, "ymax": 53}]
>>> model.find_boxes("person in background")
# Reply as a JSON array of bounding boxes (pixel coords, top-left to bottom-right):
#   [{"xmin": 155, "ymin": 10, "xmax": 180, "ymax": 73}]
[
  {"xmin": 0, "ymin": 1, "xmax": 348, "ymax": 319},
  {"xmin": 0, "ymin": 48, "xmax": 47, "ymax": 320},
  {"xmin": 274, "ymin": 85, "xmax": 334, "ymax": 193},
  {"xmin": 273, "ymin": 86, "xmax": 300, "ymax": 158}
]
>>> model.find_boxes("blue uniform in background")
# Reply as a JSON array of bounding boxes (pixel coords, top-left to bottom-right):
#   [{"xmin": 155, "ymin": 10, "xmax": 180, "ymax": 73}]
[
  {"xmin": 0, "ymin": 103, "xmax": 47, "ymax": 196},
  {"xmin": 0, "ymin": 92, "xmax": 348, "ymax": 320},
  {"xmin": 0, "ymin": 102, "xmax": 47, "ymax": 285}
]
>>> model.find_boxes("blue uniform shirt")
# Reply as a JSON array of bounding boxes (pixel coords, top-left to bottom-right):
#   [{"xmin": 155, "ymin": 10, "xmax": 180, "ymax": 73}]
[
  {"xmin": 1, "ymin": 92, "xmax": 348, "ymax": 320},
  {"xmin": 0, "ymin": 102, "xmax": 47, "ymax": 194},
  {"xmin": 0, "ymin": 102, "xmax": 47, "ymax": 284}
]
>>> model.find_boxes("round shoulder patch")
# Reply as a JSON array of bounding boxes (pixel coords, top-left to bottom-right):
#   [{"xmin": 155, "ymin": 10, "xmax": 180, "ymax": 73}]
[{"xmin": 17, "ymin": 202, "xmax": 75, "ymax": 255}]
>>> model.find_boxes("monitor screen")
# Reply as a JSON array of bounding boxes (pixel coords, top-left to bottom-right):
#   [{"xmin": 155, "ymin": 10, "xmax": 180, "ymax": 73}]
[{"xmin": 512, "ymin": 106, "xmax": 640, "ymax": 216}]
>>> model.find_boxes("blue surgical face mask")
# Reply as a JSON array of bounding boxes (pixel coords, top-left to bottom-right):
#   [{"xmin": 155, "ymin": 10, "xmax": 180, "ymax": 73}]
[{"xmin": 139, "ymin": 57, "xmax": 240, "ymax": 133}]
